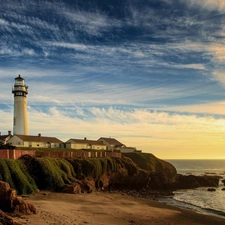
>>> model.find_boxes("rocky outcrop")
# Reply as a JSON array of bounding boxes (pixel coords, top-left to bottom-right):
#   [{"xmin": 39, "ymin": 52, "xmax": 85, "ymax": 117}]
[
  {"xmin": 62, "ymin": 178, "xmax": 96, "ymax": 194},
  {"xmin": 0, "ymin": 181, "xmax": 36, "ymax": 214},
  {"xmin": 170, "ymin": 174, "xmax": 220, "ymax": 189},
  {"xmin": 0, "ymin": 210, "xmax": 22, "ymax": 225}
]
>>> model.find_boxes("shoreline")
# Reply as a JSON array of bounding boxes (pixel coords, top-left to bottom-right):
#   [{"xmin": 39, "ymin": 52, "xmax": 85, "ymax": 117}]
[
  {"xmin": 15, "ymin": 191, "xmax": 225, "ymax": 225},
  {"xmin": 158, "ymin": 194, "xmax": 225, "ymax": 219}
]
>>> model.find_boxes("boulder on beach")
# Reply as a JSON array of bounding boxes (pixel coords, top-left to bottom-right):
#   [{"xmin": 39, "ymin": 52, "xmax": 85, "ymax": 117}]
[{"xmin": 0, "ymin": 181, "xmax": 36, "ymax": 214}]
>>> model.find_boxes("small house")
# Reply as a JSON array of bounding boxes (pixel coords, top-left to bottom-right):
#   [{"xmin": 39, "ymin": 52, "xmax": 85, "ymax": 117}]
[
  {"xmin": 65, "ymin": 137, "xmax": 107, "ymax": 150},
  {"xmin": 0, "ymin": 131, "xmax": 13, "ymax": 145},
  {"xmin": 8, "ymin": 133, "xmax": 63, "ymax": 148},
  {"xmin": 98, "ymin": 137, "xmax": 125, "ymax": 152}
]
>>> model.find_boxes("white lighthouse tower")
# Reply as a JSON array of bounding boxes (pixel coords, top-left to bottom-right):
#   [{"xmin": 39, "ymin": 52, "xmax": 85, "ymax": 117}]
[{"xmin": 12, "ymin": 75, "xmax": 29, "ymax": 135}]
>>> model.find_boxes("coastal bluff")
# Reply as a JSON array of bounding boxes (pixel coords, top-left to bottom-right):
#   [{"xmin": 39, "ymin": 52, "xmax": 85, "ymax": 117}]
[{"xmin": 0, "ymin": 152, "xmax": 220, "ymax": 196}]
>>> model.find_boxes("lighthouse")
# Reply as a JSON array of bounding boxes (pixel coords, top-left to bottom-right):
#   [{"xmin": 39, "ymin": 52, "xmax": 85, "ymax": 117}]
[{"xmin": 12, "ymin": 75, "xmax": 29, "ymax": 135}]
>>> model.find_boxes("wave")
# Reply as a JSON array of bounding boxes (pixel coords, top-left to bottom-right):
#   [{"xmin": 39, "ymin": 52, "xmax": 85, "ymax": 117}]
[{"xmin": 159, "ymin": 196, "xmax": 225, "ymax": 218}]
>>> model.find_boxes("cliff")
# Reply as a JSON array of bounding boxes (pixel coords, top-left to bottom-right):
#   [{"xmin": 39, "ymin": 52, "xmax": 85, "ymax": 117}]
[
  {"xmin": 0, "ymin": 153, "xmax": 220, "ymax": 196},
  {"xmin": 0, "ymin": 153, "xmax": 177, "ymax": 194}
]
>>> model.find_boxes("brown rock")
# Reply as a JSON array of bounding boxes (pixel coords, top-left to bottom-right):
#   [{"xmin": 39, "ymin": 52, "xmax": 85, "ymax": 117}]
[
  {"xmin": 0, "ymin": 181, "xmax": 11, "ymax": 199},
  {"xmin": 0, "ymin": 181, "xmax": 36, "ymax": 214},
  {"xmin": 0, "ymin": 209, "xmax": 22, "ymax": 225}
]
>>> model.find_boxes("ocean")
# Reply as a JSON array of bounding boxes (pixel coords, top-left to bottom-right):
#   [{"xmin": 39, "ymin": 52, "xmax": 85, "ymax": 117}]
[{"xmin": 160, "ymin": 160, "xmax": 225, "ymax": 217}]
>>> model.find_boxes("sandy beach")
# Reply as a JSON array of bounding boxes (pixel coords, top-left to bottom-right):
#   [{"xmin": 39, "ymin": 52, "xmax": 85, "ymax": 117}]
[{"xmin": 14, "ymin": 191, "xmax": 225, "ymax": 225}]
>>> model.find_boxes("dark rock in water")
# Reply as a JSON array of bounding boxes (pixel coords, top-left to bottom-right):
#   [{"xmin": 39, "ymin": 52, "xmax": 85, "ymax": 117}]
[
  {"xmin": 221, "ymin": 188, "xmax": 225, "ymax": 191},
  {"xmin": 170, "ymin": 174, "xmax": 220, "ymax": 190},
  {"xmin": 207, "ymin": 188, "xmax": 216, "ymax": 192}
]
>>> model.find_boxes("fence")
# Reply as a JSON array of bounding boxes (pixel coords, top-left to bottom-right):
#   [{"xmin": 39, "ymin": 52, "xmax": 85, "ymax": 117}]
[{"xmin": 0, "ymin": 149, "xmax": 122, "ymax": 160}]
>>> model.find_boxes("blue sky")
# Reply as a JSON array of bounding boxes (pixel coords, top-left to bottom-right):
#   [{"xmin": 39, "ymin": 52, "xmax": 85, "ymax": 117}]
[{"xmin": 1, "ymin": 0, "xmax": 225, "ymax": 159}]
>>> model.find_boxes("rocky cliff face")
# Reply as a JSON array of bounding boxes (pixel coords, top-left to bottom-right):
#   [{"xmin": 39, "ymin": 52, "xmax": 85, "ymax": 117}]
[
  {"xmin": 17, "ymin": 153, "xmax": 177, "ymax": 194},
  {"xmin": 0, "ymin": 153, "xmax": 220, "ymax": 196},
  {"xmin": 60, "ymin": 153, "xmax": 178, "ymax": 193}
]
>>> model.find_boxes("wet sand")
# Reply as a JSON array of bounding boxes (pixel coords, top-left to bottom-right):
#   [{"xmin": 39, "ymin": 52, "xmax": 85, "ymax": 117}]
[{"xmin": 17, "ymin": 191, "xmax": 225, "ymax": 225}]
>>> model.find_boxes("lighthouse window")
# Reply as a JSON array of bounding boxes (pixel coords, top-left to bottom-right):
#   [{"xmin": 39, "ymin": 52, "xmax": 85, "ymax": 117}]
[
  {"xmin": 16, "ymin": 80, "xmax": 23, "ymax": 85},
  {"xmin": 14, "ymin": 118, "xmax": 16, "ymax": 125}
]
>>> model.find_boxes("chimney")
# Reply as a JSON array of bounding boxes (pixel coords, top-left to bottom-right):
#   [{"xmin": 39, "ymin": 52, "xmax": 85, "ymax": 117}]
[
  {"xmin": 38, "ymin": 133, "xmax": 41, "ymax": 137},
  {"xmin": 8, "ymin": 131, "xmax": 12, "ymax": 136}
]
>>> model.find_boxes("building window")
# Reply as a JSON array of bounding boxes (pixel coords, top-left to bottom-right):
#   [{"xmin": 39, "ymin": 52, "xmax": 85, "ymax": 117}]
[
  {"xmin": 37, "ymin": 143, "xmax": 39, "ymax": 146},
  {"xmin": 14, "ymin": 118, "xmax": 16, "ymax": 125}
]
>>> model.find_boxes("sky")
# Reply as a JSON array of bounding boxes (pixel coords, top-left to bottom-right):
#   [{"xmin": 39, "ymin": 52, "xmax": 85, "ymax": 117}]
[{"xmin": 1, "ymin": 0, "xmax": 225, "ymax": 159}]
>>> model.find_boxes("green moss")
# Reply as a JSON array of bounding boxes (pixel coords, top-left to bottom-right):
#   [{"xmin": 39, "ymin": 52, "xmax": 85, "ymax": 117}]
[
  {"xmin": 55, "ymin": 158, "xmax": 76, "ymax": 182},
  {"xmin": 0, "ymin": 159, "xmax": 37, "ymax": 195},
  {"xmin": 31, "ymin": 157, "xmax": 65, "ymax": 190},
  {"xmin": 27, "ymin": 157, "xmax": 77, "ymax": 191},
  {"xmin": 123, "ymin": 152, "xmax": 177, "ymax": 181},
  {"xmin": 5, "ymin": 160, "xmax": 37, "ymax": 195},
  {"xmin": 0, "ymin": 159, "xmax": 15, "ymax": 188},
  {"xmin": 114, "ymin": 157, "xmax": 139, "ymax": 175},
  {"xmin": 67, "ymin": 158, "xmax": 119, "ymax": 179},
  {"xmin": 123, "ymin": 152, "xmax": 163, "ymax": 171}
]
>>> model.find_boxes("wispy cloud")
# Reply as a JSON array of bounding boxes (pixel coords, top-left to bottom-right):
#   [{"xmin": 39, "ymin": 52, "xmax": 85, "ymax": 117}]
[
  {"xmin": 186, "ymin": 0, "xmax": 225, "ymax": 12},
  {"xmin": 19, "ymin": 106, "xmax": 225, "ymax": 158},
  {"xmin": 212, "ymin": 71, "xmax": 225, "ymax": 86}
]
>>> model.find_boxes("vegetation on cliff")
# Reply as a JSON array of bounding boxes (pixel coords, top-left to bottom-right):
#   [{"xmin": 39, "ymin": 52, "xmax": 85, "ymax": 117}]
[
  {"xmin": 0, "ymin": 159, "xmax": 37, "ymax": 195},
  {"xmin": 124, "ymin": 152, "xmax": 177, "ymax": 182},
  {"xmin": 0, "ymin": 153, "xmax": 177, "ymax": 194}
]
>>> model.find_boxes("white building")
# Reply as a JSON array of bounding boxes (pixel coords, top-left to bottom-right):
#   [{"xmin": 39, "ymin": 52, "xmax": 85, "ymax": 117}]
[
  {"xmin": 98, "ymin": 137, "xmax": 125, "ymax": 152},
  {"xmin": 8, "ymin": 133, "xmax": 63, "ymax": 148},
  {"xmin": 65, "ymin": 138, "xmax": 107, "ymax": 150},
  {"xmin": 12, "ymin": 75, "xmax": 29, "ymax": 135}
]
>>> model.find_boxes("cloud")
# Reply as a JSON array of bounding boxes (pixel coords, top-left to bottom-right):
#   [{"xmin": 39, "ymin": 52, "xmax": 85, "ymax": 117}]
[
  {"xmin": 25, "ymin": 106, "xmax": 225, "ymax": 159},
  {"xmin": 62, "ymin": 9, "xmax": 122, "ymax": 37},
  {"xmin": 208, "ymin": 44, "xmax": 225, "ymax": 63},
  {"xmin": 212, "ymin": 71, "xmax": 225, "ymax": 86},
  {"xmin": 164, "ymin": 100, "xmax": 225, "ymax": 116},
  {"xmin": 186, "ymin": 0, "xmax": 225, "ymax": 12}
]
